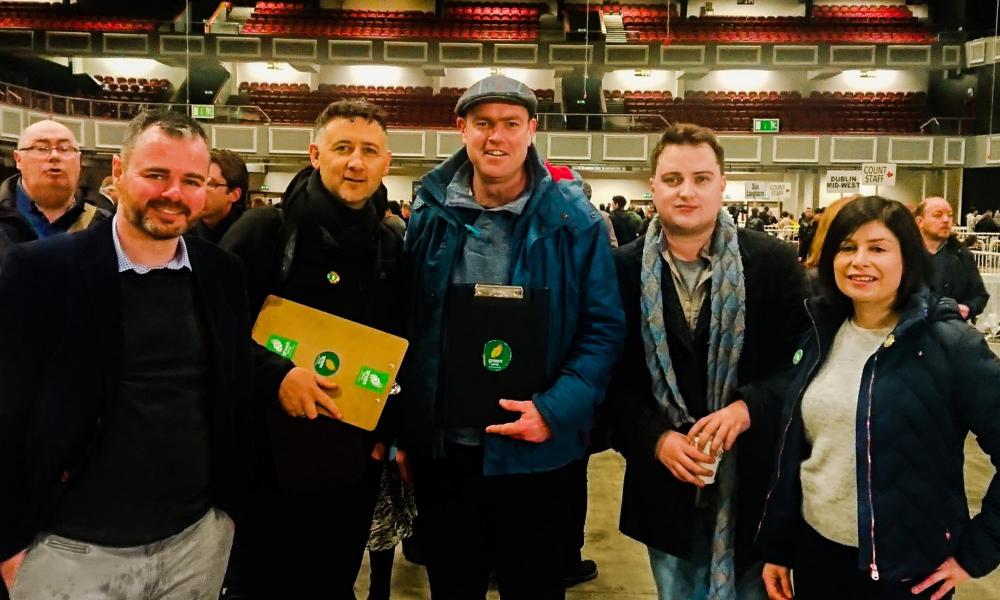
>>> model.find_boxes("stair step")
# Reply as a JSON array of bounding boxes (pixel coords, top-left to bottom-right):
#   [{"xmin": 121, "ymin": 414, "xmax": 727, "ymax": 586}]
[{"xmin": 603, "ymin": 14, "xmax": 628, "ymax": 44}]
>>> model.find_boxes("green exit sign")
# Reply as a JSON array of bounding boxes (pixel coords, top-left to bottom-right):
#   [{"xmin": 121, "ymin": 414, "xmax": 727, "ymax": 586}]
[
  {"xmin": 753, "ymin": 118, "xmax": 779, "ymax": 133},
  {"xmin": 191, "ymin": 105, "xmax": 215, "ymax": 120}
]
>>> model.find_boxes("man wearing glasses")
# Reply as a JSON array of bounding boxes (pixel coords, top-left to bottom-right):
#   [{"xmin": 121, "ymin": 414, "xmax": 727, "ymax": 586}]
[
  {"xmin": 191, "ymin": 149, "xmax": 248, "ymax": 244},
  {"xmin": 0, "ymin": 119, "xmax": 110, "ymax": 252}
]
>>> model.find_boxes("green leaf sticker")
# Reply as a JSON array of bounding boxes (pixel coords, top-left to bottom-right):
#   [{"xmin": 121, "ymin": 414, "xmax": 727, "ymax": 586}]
[
  {"xmin": 483, "ymin": 339, "xmax": 512, "ymax": 372},
  {"xmin": 266, "ymin": 334, "xmax": 298, "ymax": 359},
  {"xmin": 355, "ymin": 366, "xmax": 390, "ymax": 393},
  {"xmin": 314, "ymin": 351, "xmax": 340, "ymax": 376},
  {"xmin": 792, "ymin": 348, "xmax": 803, "ymax": 365}
]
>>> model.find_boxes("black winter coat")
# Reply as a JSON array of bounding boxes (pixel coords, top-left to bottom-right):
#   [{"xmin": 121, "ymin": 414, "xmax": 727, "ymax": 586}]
[
  {"xmin": 220, "ymin": 167, "xmax": 405, "ymax": 489},
  {"xmin": 608, "ymin": 228, "xmax": 809, "ymax": 574},
  {"xmin": 929, "ymin": 236, "xmax": 989, "ymax": 319},
  {"xmin": 0, "ymin": 174, "xmax": 110, "ymax": 252},
  {"xmin": 756, "ymin": 290, "xmax": 1000, "ymax": 583},
  {"xmin": 610, "ymin": 208, "xmax": 639, "ymax": 245}
]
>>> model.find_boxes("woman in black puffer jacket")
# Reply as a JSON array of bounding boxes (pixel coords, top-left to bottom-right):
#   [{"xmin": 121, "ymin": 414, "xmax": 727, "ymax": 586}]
[{"xmin": 756, "ymin": 196, "xmax": 1000, "ymax": 600}]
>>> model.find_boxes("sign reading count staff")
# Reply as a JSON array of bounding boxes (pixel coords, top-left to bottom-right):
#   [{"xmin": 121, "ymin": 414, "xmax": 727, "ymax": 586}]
[{"xmin": 861, "ymin": 163, "xmax": 897, "ymax": 187}]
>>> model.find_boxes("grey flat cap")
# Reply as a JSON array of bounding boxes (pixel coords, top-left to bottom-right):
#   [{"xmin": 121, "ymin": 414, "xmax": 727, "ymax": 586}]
[{"xmin": 455, "ymin": 74, "xmax": 538, "ymax": 118}]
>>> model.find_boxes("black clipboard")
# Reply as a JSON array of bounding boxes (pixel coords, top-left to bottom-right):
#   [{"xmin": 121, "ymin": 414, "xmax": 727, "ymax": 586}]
[{"xmin": 439, "ymin": 284, "xmax": 550, "ymax": 429}]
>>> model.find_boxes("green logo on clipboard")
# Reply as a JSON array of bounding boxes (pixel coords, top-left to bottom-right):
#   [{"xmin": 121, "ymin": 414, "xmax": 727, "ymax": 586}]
[
  {"xmin": 314, "ymin": 351, "xmax": 341, "ymax": 376},
  {"xmin": 265, "ymin": 334, "xmax": 298, "ymax": 359},
  {"xmin": 355, "ymin": 366, "xmax": 390, "ymax": 393},
  {"xmin": 483, "ymin": 340, "xmax": 512, "ymax": 372}
]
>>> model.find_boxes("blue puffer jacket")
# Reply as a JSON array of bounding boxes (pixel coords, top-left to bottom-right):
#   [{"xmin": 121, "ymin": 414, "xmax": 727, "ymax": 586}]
[
  {"xmin": 756, "ymin": 289, "xmax": 1000, "ymax": 583},
  {"xmin": 398, "ymin": 146, "xmax": 626, "ymax": 475}
]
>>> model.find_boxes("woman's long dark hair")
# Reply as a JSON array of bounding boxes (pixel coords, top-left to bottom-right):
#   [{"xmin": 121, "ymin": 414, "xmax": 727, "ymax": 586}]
[{"xmin": 817, "ymin": 196, "xmax": 930, "ymax": 314}]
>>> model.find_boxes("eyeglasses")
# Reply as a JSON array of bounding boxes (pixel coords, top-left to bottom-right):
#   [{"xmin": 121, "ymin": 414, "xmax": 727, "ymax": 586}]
[
  {"xmin": 17, "ymin": 144, "xmax": 80, "ymax": 158},
  {"xmin": 206, "ymin": 180, "xmax": 230, "ymax": 190}
]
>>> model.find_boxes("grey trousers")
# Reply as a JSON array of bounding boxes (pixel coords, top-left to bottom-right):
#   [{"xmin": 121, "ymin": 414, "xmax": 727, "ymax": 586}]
[{"xmin": 10, "ymin": 508, "xmax": 233, "ymax": 600}]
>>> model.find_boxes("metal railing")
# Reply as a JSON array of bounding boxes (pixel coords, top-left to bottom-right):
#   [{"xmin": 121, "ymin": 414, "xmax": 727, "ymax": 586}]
[
  {"xmin": 957, "ymin": 231, "xmax": 1000, "ymax": 253},
  {"xmin": 764, "ymin": 225, "xmax": 799, "ymax": 241},
  {"xmin": 535, "ymin": 112, "xmax": 669, "ymax": 133},
  {"xmin": 973, "ymin": 251, "xmax": 1000, "ymax": 274},
  {"xmin": 919, "ymin": 116, "xmax": 977, "ymax": 136},
  {"xmin": 0, "ymin": 81, "xmax": 270, "ymax": 124}
]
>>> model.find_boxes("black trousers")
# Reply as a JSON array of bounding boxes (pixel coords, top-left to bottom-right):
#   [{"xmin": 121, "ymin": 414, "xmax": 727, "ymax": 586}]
[
  {"xmin": 227, "ymin": 458, "xmax": 383, "ymax": 600},
  {"xmin": 415, "ymin": 443, "xmax": 572, "ymax": 600},
  {"xmin": 561, "ymin": 455, "xmax": 589, "ymax": 571},
  {"xmin": 793, "ymin": 524, "xmax": 954, "ymax": 600}
]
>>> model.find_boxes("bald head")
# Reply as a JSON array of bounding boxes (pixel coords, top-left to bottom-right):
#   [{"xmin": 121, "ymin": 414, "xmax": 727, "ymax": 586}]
[
  {"xmin": 914, "ymin": 196, "xmax": 947, "ymax": 218},
  {"xmin": 14, "ymin": 119, "xmax": 81, "ymax": 213},
  {"xmin": 914, "ymin": 196, "xmax": 953, "ymax": 248},
  {"xmin": 17, "ymin": 119, "xmax": 77, "ymax": 149}
]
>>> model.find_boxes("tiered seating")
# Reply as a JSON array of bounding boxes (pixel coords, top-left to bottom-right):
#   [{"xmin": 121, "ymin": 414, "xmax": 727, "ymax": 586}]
[
  {"xmin": 794, "ymin": 90, "xmax": 927, "ymax": 133},
  {"xmin": 242, "ymin": 2, "xmax": 542, "ymax": 41},
  {"xmin": 231, "ymin": 83, "xmax": 556, "ymax": 126},
  {"xmin": 231, "ymin": 84, "xmax": 456, "ymax": 126},
  {"xmin": 612, "ymin": 89, "xmax": 928, "ymax": 134},
  {"xmin": 0, "ymin": 1, "xmax": 158, "ymax": 32},
  {"xmin": 608, "ymin": 3, "xmax": 934, "ymax": 44},
  {"xmin": 93, "ymin": 75, "xmax": 172, "ymax": 103},
  {"xmin": 813, "ymin": 4, "xmax": 915, "ymax": 20},
  {"xmin": 444, "ymin": 3, "xmax": 543, "ymax": 22},
  {"xmin": 629, "ymin": 15, "xmax": 934, "ymax": 43},
  {"xmin": 605, "ymin": 3, "xmax": 680, "ymax": 27}
]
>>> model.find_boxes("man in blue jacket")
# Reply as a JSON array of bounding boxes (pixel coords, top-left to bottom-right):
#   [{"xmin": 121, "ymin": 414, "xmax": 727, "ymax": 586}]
[{"xmin": 399, "ymin": 74, "xmax": 625, "ymax": 600}]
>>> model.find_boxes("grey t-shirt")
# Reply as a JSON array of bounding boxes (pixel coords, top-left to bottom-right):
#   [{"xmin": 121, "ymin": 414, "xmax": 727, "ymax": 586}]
[
  {"xmin": 800, "ymin": 319, "xmax": 892, "ymax": 547},
  {"xmin": 660, "ymin": 237, "xmax": 713, "ymax": 332}
]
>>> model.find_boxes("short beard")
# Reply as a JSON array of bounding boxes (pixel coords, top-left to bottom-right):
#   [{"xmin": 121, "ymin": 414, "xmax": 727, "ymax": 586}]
[
  {"xmin": 126, "ymin": 199, "xmax": 194, "ymax": 240},
  {"xmin": 927, "ymin": 230, "xmax": 951, "ymax": 243}
]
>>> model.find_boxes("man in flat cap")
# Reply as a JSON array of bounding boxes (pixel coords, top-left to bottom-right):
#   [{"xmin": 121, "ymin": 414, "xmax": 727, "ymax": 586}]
[{"xmin": 398, "ymin": 74, "xmax": 625, "ymax": 599}]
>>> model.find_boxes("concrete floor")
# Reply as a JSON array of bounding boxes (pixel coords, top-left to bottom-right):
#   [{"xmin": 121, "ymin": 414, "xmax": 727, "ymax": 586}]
[{"xmin": 356, "ymin": 441, "xmax": 999, "ymax": 599}]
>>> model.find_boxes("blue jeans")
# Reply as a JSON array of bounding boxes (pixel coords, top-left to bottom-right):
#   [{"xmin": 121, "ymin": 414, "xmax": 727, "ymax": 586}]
[
  {"xmin": 648, "ymin": 547, "xmax": 766, "ymax": 600},
  {"xmin": 647, "ymin": 498, "xmax": 767, "ymax": 600}
]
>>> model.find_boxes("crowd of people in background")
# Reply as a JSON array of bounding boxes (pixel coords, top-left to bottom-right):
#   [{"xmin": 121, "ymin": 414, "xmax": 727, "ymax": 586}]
[{"xmin": 2, "ymin": 74, "xmax": 1000, "ymax": 600}]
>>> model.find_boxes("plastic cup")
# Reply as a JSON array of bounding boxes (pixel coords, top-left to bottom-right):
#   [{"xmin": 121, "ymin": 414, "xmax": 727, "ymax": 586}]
[{"xmin": 693, "ymin": 435, "xmax": 723, "ymax": 485}]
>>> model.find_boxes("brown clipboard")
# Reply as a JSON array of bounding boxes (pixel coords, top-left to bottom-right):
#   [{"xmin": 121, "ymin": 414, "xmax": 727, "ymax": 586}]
[{"xmin": 251, "ymin": 294, "xmax": 408, "ymax": 431}]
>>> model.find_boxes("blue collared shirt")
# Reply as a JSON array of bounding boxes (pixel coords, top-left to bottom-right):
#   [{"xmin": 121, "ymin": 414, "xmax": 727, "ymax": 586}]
[{"xmin": 111, "ymin": 213, "xmax": 192, "ymax": 274}]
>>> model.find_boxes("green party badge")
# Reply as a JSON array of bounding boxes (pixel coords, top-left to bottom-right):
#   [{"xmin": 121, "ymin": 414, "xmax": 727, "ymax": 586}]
[
  {"xmin": 313, "ymin": 351, "xmax": 341, "ymax": 376},
  {"xmin": 355, "ymin": 366, "xmax": 390, "ymax": 393},
  {"xmin": 792, "ymin": 348, "xmax": 803, "ymax": 365},
  {"xmin": 265, "ymin": 334, "xmax": 299, "ymax": 359},
  {"xmin": 483, "ymin": 339, "xmax": 512, "ymax": 372}
]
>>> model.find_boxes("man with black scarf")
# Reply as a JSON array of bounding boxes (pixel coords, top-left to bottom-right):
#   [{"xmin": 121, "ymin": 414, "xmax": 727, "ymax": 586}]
[{"xmin": 219, "ymin": 100, "xmax": 404, "ymax": 599}]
